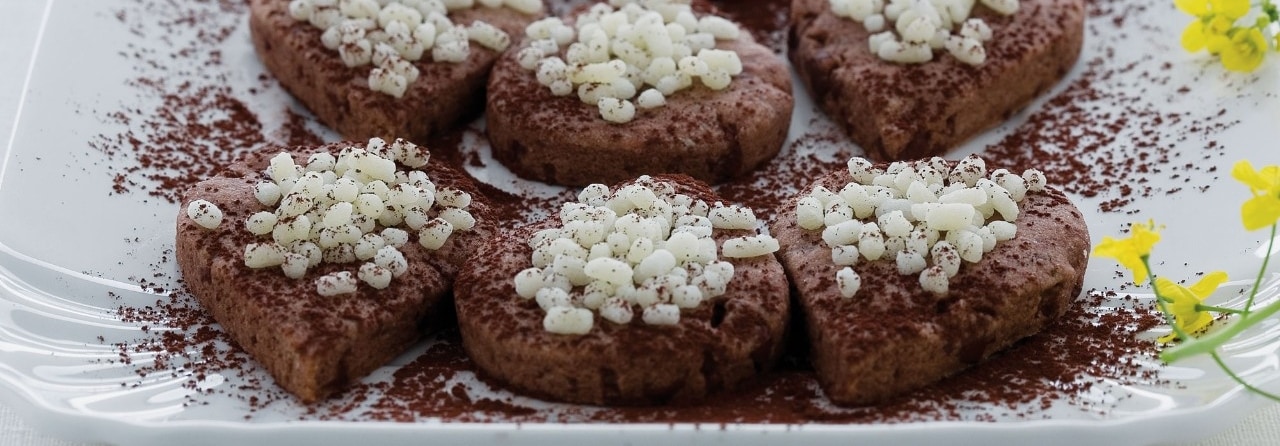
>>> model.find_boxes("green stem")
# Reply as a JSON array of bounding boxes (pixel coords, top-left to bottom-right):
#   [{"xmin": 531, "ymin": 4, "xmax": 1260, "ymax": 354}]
[
  {"xmin": 1198, "ymin": 304, "xmax": 1247, "ymax": 314},
  {"xmin": 1211, "ymin": 351, "xmax": 1280, "ymax": 403},
  {"xmin": 1244, "ymin": 224, "xmax": 1277, "ymax": 313},
  {"xmin": 1162, "ymin": 296, "xmax": 1280, "ymax": 362}
]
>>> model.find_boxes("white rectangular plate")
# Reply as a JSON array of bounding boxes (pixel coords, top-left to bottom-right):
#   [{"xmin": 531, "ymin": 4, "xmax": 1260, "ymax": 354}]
[{"xmin": 0, "ymin": 0, "xmax": 1279, "ymax": 445}]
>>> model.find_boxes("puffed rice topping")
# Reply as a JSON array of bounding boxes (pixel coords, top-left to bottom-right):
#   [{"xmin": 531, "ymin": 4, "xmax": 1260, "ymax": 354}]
[
  {"xmin": 288, "ymin": 0, "xmax": 540, "ymax": 97},
  {"xmin": 797, "ymin": 155, "xmax": 1044, "ymax": 297},
  {"xmin": 516, "ymin": 0, "xmax": 744, "ymax": 123},
  {"xmin": 516, "ymin": 176, "xmax": 777, "ymax": 334},
  {"xmin": 230, "ymin": 138, "xmax": 474, "ymax": 296},
  {"xmin": 829, "ymin": 0, "xmax": 1013, "ymax": 65}
]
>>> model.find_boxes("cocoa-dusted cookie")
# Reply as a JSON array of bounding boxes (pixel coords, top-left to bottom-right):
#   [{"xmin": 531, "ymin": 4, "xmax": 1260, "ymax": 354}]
[
  {"xmin": 770, "ymin": 156, "xmax": 1088, "ymax": 405},
  {"xmin": 789, "ymin": 0, "xmax": 1085, "ymax": 160},
  {"xmin": 455, "ymin": 175, "xmax": 788, "ymax": 405},
  {"xmin": 249, "ymin": 0, "xmax": 543, "ymax": 142},
  {"xmin": 176, "ymin": 139, "xmax": 494, "ymax": 403},
  {"xmin": 486, "ymin": 0, "xmax": 793, "ymax": 187}
]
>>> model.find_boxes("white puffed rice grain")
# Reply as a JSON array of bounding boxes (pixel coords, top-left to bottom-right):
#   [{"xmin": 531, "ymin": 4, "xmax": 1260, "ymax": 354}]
[
  {"xmin": 931, "ymin": 240, "xmax": 961, "ymax": 277},
  {"xmin": 374, "ymin": 245, "xmax": 409, "ymax": 277},
  {"xmin": 438, "ymin": 207, "xmax": 475, "ymax": 231},
  {"xmin": 1022, "ymin": 168, "xmax": 1047, "ymax": 193},
  {"xmin": 858, "ymin": 223, "xmax": 886, "ymax": 260},
  {"xmin": 634, "ymin": 249, "xmax": 677, "ymax": 282},
  {"xmin": 254, "ymin": 181, "xmax": 283, "ymax": 206},
  {"xmin": 836, "ymin": 267, "xmax": 861, "ymax": 298},
  {"xmin": 636, "ymin": 88, "xmax": 666, "ymax": 108},
  {"xmin": 186, "ymin": 200, "xmax": 223, "ymax": 230},
  {"xmin": 722, "ymin": 234, "xmax": 780, "ymax": 258},
  {"xmin": 832, "ymin": 245, "xmax": 860, "ymax": 266},
  {"xmin": 919, "ymin": 265, "xmax": 949, "ymax": 294},
  {"xmin": 584, "ymin": 257, "xmax": 633, "ymax": 285},
  {"xmin": 466, "ymin": 21, "xmax": 510, "ymax": 51},
  {"xmin": 514, "ymin": 267, "xmax": 544, "ymax": 299},
  {"xmin": 671, "ymin": 285, "xmax": 703, "ymax": 308},
  {"xmin": 544, "ymin": 307, "xmax": 594, "ymax": 334},
  {"xmin": 641, "ymin": 304, "xmax": 681, "ymax": 325},
  {"xmin": 988, "ymin": 220, "xmax": 1017, "ymax": 241},
  {"xmin": 316, "ymin": 271, "xmax": 359, "ymax": 296},
  {"xmin": 896, "ymin": 249, "xmax": 927, "ymax": 275},
  {"xmin": 244, "ymin": 243, "xmax": 288, "ymax": 268},
  {"xmin": 708, "ymin": 204, "xmax": 757, "ymax": 230},
  {"xmin": 599, "ymin": 297, "xmax": 634, "ymax": 323},
  {"xmin": 536, "ymin": 287, "xmax": 572, "ymax": 311},
  {"xmin": 358, "ymin": 262, "xmax": 393, "ymax": 289},
  {"xmin": 822, "ymin": 220, "xmax": 863, "ymax": 247},
  {"xmin": 245, "ymin": 211, "xmax": 277, "ymax": 235},
  {"xmin": 598, "ymin": 97, "xmax": 637, "ymax": 123},
  {"xmin": 418, "ymin": 218, "xmax": 454, "ymax": 250},
  {"xmin": 354, "ymin": 233, "xmax": 388, "ymax": 260}
]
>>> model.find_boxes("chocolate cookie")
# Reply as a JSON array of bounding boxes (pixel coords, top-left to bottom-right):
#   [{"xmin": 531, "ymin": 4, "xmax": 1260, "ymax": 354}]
[
  {"xmin": 789, "ymin": 0, "xmax": 1085, "ymax": 160},
  {"xmin": 771, "ymin": 158, "xmax": 1089, "ymax": 405},
  {"xmin": 176, "ymin": 140, "xmax": 494, "ymax": 402},
  {"xmin": 454, "ymin": 175, "xmax": 789, "ymax": 405},
  {"xmin": 249, "ymin": 0, "xmax": 542, "ymax": 142},
  {"xmin": 485, "ymin": 4, "xmax": 793, "ymax": 187}
]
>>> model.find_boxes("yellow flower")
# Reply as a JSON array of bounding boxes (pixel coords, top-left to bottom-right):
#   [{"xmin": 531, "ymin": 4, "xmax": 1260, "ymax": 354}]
[
  {"xmin": 1176, "ymin": 0, "xmax": 1251, "ymax": 53},
  {"xmin": 1155, "ymin": 271, "xmax": 1229, "ymax": 342},
  {"xmin": 1232, "ymin": 160, "xmax": 1280, "ymax": 230},
  {"xmin": 1175, "ymin": 0, "xmax": 1250, "ymax": 18},
  {"xmin": 1093, "ymin": 220, "xmax": 1162, "ymax": 285},
  {"xmin": 1183, "ymin": 17, "xmax": 1238, "ymax": 52},
  {"xmin": 1220, "ymin": 27, "xmax": 1269, "ymax": 72}
]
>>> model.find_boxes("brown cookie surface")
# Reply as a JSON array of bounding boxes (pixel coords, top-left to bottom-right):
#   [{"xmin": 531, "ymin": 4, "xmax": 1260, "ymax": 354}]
[
  {"xmin": 485, "ymin": 8, "xmax": 793, "ymax": 187},
  {"xmin": 249, "ymin": 0, "xmax": 543, "ymax": 142},
  {"xmin": 788, "ymin": 0, "xmax": 1085, "ymax": 160},
  {"xmin": 176, "ymin": 141, "xmax": 494, "ymax": 403},
  {"xmin": 454, "ymin": 175, "xmax": 789, "ymax": 405},
  {"xmin": 771, "ymin": 163, "xmax": 1089, "ymax": 405}
]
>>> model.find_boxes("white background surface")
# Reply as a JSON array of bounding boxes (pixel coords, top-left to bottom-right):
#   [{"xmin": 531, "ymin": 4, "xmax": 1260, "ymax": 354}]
[{"xmin": 0, "ymin": 0, "xmax": 1278, "ymax": 444}]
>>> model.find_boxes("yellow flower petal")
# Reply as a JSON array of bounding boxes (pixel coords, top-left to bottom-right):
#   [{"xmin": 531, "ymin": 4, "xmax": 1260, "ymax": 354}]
[
  {"xmin": 1176, "ymin": 0, "xmax": 1208, "ymax": 16},
  {"xmin": 1128, "ymin": 221, "xmax": 1163, "ymax": 255},
  {"xmin": 1212, "ymin": 0, "xmax": 1250, "ymax": 19},
  {"xmin": 1220, "ymin": 27, "xmax": 1267, "ymax": 72},
  {"xmin": 1182, "ymin": 21, "xmax": 1208, "ymax": 52},
  {"xmin": 1242, "ymin": 195, "xmax": 1280, "ymax": 230},
  {"xmin": 1233, "ymin": 160, "xmax": 1265, "ymax": 191},
  {"xmin": 1262, "ymin": 165, "xmax": 1280, "ymax": 184},
  {"xmin": 1188, "ymin": 271, "xmax": 1230, "ymax": 296},
  {"xmin": 1207, "ymin": 33, "xmax": 1232, "ymax": 54},
  {"xmin": 1206, "ymin": 15, "xmax": 1236, "ymax": 36},
  {"xmin": 1233, "ymin": 161, "xmax": 1280, "ymax": 230},
  {"xmin": 1092, "ymin": 221, "xmax": 1162, "ymax": 285}
]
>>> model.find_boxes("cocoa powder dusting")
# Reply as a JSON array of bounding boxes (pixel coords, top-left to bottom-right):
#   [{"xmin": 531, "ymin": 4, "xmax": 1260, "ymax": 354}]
[
  {"xmin": 325, "ymin": 291, "xmax": 1163, "ymax": 424},
  {"xmin": 85, "ymin": 0, "xmax": 1221, "ymax": 429},
  {"xmin": 982, "ymin": 0, "xmax": 1234, "ymax": 213},
  {"xmin": 89, "ymin": 0, "xmax": 321, "ymax": 203}
]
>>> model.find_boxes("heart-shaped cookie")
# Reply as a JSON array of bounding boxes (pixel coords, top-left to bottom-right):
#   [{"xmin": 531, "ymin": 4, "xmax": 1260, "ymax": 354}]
[
  {"xmin": 771, "ymin": 157, "xmax": 1089, "ymax": 405},
  {"xmin": 789, "ymin": 0, "xmax": 1085, "ymax": 160}
]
